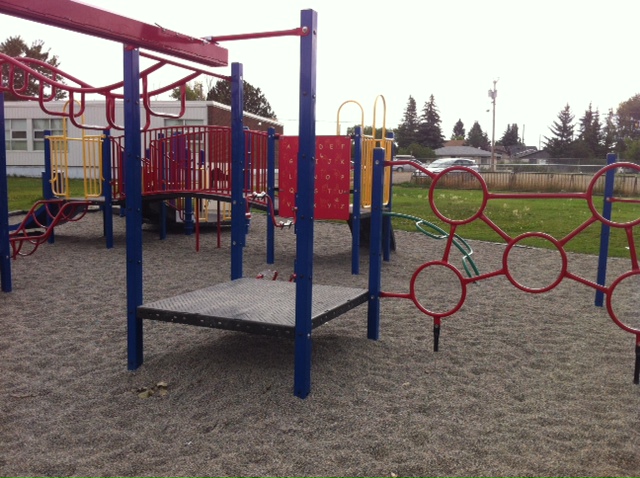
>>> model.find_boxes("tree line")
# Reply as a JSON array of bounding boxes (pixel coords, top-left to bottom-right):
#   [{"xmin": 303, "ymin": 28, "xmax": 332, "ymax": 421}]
[
  {"xmin": 544, "ymin": 99, "xmax": 640, "ymax": 162},
  {"xmin": 393, "ymin": 95, "xmax": 491, "ymax": 159},
  {"xmin": 393, "ymin": 93, "xmax": 640, "ymax": 162}
]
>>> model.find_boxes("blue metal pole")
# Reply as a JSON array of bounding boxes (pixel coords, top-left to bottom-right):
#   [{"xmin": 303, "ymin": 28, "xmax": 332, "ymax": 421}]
[
  {"xmin": 230, "ymin": 62, "xmax": 246, "ymax": 280},
  {"xmin": 183, "ymin": 196, "xmax": 194, "ymax": 234},
  {"xmin": 102, "ymin": 129, "xmax": 113, "ymax": 249},
  {"xmin": 367, "ymin": 147, "xmax": 385, "ymax": 340},
  {"xmin": 293, "ymin": 9, "xmax": 317, "ymax": 399},
  {"xmin": 124, "ymin": 46, "xmax": 144, "ymax": 370},
  {"xmin": 267, "ymin": 127, "xmax": 276, "ymax": 264},
  {"xmin": 42, "ymin": 129, "xmax": 55, "ymax": 245},
  {"xmin": 0, "ymin": 93, "xmax": 12, "ymax": 292},
  {"xmin": 382, "ymin": 131, "xmax": 394, "ymax": 262},
  {"xmin": 595, "ymin": 153, "xmax": 617, "ymax": 307},
  {"xmin": 43, "ymin": 130, "xmax": 54, "ymax": 200},
  {"xmin": 351, "ymin": 126, "xmax": 362, "ymax": 275}
]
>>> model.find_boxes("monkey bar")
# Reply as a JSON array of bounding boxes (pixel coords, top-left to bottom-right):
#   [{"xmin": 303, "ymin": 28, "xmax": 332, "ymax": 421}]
[{"xmin": 0, "ymin": 52, "xmax": 228, "ymax": 131}]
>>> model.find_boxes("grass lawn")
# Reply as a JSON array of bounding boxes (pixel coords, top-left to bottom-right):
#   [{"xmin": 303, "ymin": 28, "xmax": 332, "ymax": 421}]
[
  {"xmin": 391, "ymin": 184, "xmax": 640, "ymax": 258},
  {"xmin": 6, "ymin": 176, "xmax": 640, "ymax": 258},
  {"xmin": 6, "ymin": 176, "xmax": 86, "ymax": 212}
]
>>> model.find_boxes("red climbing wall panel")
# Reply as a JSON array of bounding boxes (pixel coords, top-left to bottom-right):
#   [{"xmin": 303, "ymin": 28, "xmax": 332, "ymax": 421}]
[{"xmin": 279, "ymin": 136, "xmax": 351, "ymax": 220}]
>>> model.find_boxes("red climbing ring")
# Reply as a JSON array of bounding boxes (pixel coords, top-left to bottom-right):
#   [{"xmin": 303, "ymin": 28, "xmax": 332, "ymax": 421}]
[
  {"xmin": 428, "ymin": 167, "xmax": 489, "ymax": 225},
  {"xmin": 503, "ymin": 232, "xmax": 568, "ymax": 293},
  {"xmin": 587, "ymin": 162, "xmax": 640, "ymax": 228},
  {"xmin": 409, "ymin": 261, "xmax": 467, "ymax": 318},
  {"xmin": 606, "ymin": 270, "xmax": 640, "ymax": 335}
]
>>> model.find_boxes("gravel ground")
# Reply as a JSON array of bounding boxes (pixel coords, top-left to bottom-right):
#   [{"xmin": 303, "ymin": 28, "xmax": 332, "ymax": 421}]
[{"xmin": 2, "ymin": 209, "xmax": 640, "ymax": 477}]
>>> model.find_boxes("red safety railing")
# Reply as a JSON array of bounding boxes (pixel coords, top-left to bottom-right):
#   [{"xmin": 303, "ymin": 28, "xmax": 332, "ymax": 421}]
[
  {"xmin": 109, "ymin": 125, "xmax": 270, "ymax": 200},
  {"xmin": 143, "ymin": 125, "xmax": 232, "ymax": 196}
]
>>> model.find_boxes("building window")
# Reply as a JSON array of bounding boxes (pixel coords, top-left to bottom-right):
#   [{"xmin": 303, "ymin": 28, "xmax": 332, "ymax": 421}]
[
  {"xmin": 164, "ymin": 118, "xmax": 204, "ymax": 127},
  {"xmin": 33, "ymin": 118, "xmax": 64, "ymax": 151},
  {"xmin": 4, "ymin": 119, "xmax": 27, "ymax": 151}
]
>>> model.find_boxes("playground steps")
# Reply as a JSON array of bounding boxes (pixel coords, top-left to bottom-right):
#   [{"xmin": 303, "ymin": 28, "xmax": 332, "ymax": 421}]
[{"xmin": 137, "ymin": 277, "xmax": 369, "ymax": 337}]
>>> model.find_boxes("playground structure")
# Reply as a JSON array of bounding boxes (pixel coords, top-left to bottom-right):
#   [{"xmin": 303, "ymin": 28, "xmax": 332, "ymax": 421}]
[
  {"xmin": 1, "ymin": 2, "xmax": 639, "ymax": 399},
  {"xmin": 0, "ymin": 3, "xmax": 382, "ymax": 399},
  {"xmin": 3, "ymin": 87, "xmax": 473, "ymax": 271},
  {"xmin": 4, "ymin": 116, "xmax": 399, "ymax": 266},
  {"xmin": 8, "ymin": 198, "xmax": 91, "ymax": 258}
]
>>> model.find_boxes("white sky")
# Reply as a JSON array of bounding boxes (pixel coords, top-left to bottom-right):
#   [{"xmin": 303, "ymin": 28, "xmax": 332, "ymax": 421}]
[{"xmin": 1, "ymin": 0, "xmax": 638, "ymax": 148}]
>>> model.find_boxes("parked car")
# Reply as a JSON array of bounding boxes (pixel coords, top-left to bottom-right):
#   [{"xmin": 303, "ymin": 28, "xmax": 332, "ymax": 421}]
[
  {"xmin": 414, "ymin": 157, "xmax": 479, "ymax": 176},
  {"xmin": 391, "ymin": 155, "xmax": 424, "ymax": 173}
]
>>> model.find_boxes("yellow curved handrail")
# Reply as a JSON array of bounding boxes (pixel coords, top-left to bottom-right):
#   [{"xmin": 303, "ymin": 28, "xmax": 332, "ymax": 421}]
[
  {"xmin": 335, "ymin": 95, "xmax": 394, "ymax": 209},
  {"xmin": 336, "ymin": 99, "xmax": 365, "ymax": 135},
  {"xmin": 339, "ymin": 94, "xmax": 392, "ymax": 209},
  {"xmin": 372, "ymin": 94, "xmax": 387, "ymax": 143}
]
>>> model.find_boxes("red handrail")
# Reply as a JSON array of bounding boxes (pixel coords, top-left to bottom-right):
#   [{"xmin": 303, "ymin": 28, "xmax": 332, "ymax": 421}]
[{"xmin": 9, "ymin": 200, "xmax": 91, "ymax": 258}]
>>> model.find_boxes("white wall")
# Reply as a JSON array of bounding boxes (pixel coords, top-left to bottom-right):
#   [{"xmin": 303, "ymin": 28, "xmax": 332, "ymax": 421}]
[{"xmin": 4, "ymin": 100, "xmax": 209, "ymax": 178}]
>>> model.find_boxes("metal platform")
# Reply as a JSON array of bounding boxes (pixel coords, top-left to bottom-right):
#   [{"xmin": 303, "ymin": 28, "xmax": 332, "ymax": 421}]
[{"xmin": 138, "ymin": 278, "xmax": 369, "ymax": 338}]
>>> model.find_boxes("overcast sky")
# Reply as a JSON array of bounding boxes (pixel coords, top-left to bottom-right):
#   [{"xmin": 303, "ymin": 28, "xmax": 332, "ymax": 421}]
[{"xmin": 1, "ymin": 0, "xmax": 638, "ymax": 148}]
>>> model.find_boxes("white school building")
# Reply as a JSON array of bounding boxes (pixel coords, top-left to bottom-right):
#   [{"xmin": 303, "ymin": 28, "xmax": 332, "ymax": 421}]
[{"xmin": 3, "ymin": 100, "xmax": 283, "ymax": 178}]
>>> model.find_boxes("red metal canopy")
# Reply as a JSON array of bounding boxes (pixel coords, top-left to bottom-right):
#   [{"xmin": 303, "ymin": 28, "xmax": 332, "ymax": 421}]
[{"xmin": 0, "ymin": 0, "xmax": 228, "ymax": 68}]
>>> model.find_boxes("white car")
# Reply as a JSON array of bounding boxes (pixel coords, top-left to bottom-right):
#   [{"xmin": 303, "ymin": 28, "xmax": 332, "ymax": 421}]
[
  {"xmin": 414, "ymin": 157, "xmax": 479, "ymax": 176},
  {"xmin": 391, "ymin": 155, "xmax": 423, "ymax": 173}
]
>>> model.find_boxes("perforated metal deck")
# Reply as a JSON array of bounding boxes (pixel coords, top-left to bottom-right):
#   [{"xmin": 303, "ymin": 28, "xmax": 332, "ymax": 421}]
[{"xmin": 138, "ymin": 278, "xmax": 369, "ymax": 337}]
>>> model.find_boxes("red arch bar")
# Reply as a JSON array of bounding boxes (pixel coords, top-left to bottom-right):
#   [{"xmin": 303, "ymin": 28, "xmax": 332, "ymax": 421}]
[{"xmin": 0, "ymin": 0, "xmax": 228, "ymax": 68}]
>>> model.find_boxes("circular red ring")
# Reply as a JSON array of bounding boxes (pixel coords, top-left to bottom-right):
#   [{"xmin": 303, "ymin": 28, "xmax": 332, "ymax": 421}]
[
  {"xmin": 409, "ymin": 261, "xmax": 467, "ymax": 318},
  {"xmin": 503, "ymin": 232, "xmax": 568, "ymax": 293},
  {"xmin": 428, "ymin": 167, "xmax": 489, "ymax": 225},
  {"xmin": 587, "ymin": 162, "xmax": 640, "ymax": 228},
  {"xmin": 605, "ymin": 270, "xmax": 640, "ymax": 335}
]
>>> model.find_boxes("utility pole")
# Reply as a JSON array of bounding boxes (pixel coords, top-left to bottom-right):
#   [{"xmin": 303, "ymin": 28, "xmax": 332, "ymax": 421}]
[{"xmin": 488, "ymin": 79, "xmax": 498, "ymax": 172}]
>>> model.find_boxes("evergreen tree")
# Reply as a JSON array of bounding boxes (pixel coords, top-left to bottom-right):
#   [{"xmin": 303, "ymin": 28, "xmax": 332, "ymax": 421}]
[
  {"xmin": 601, "ymin": 109, "xmax": 618, "ymax": 154},
  {"xmin": 395, "ymin": 96, "xmax": 420, "ymax": 148},
  {"xmin": 616, "ymin": 94, "xmax": 640, "ymax": 141},
  {"xmin": 207, "ymin": 79, "xmax": 276, "ymax": 118},
  {"xmin": 544, "ymin": 104, "xmax": 575, "ymax": 158},
  {"xmin": 0, "ymin": 35, "xmax": 67, "ymax": 101},
  {"xmin": 451, "ymin": 119, "xmax": 465, "ymax": 140},
  {"xmin": 465, "ymin": 121, "xmax": 490, "ymax": 150},
  {"xmin": 622, "ymin": 138, "xmax": 640, "ymax": 163},
  {"xmin": 577, "ymin": 103, "xmax": 603, "ymax": 158},
  {"xmin": 416, "ymin": 94, "xmax": 444, "ymax": 150},
  {"xmin": 498, "ymin": 123, "xmax": 521, "ymax": 153}
]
